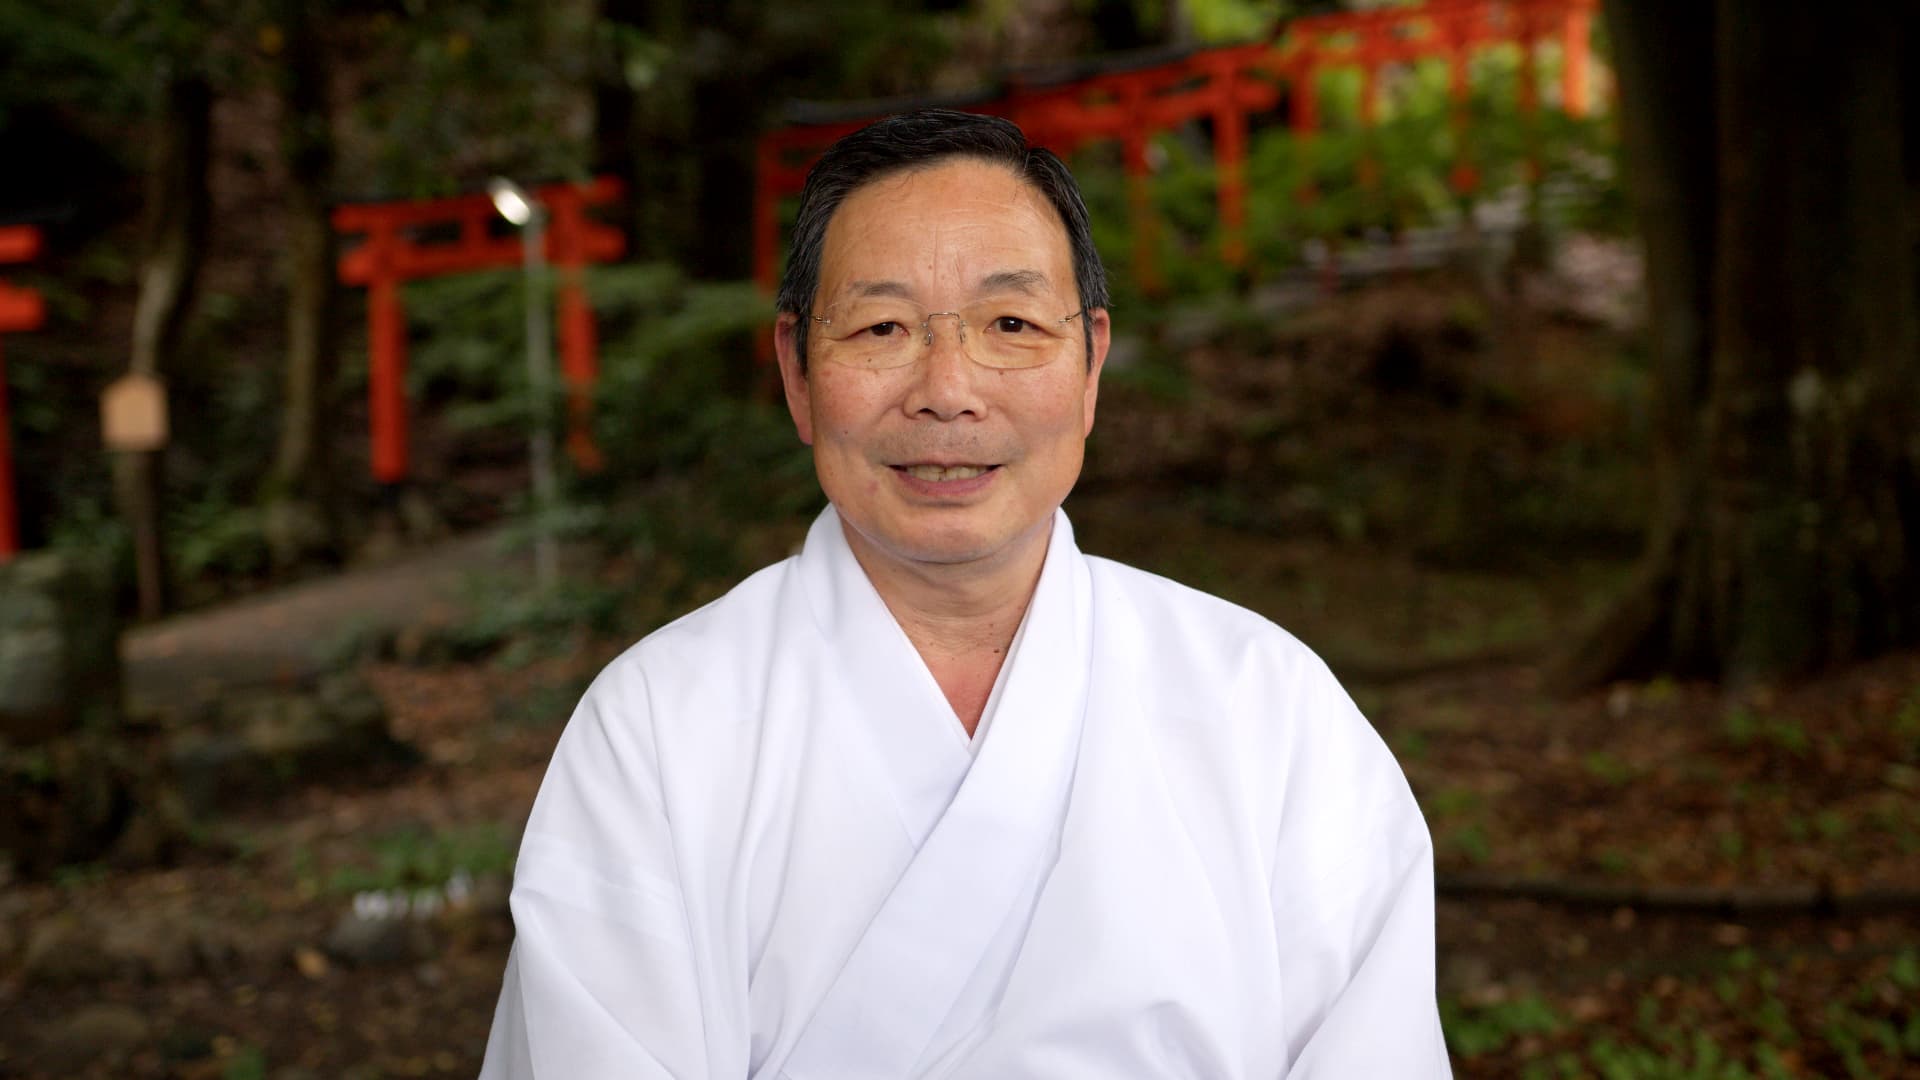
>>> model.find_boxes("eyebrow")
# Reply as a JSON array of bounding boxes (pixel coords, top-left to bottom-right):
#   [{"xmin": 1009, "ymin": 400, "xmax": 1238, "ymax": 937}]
[
  {"xmin": 978, "ymin": 269, "xmax": 1051, "ymax": 295},
  {"xmin": 845, "ymin": 279, "xmax": 916, "ymax": 300},
  {"xmin": 843, "ymin": 269, "xmax": 1053, "ymax": 301}
]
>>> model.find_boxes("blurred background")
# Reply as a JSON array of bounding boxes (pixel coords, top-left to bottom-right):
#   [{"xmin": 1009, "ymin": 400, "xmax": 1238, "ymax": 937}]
[{"xmin": 0, "ymin": 0, "xmax": 1915, "ymax": 1076}]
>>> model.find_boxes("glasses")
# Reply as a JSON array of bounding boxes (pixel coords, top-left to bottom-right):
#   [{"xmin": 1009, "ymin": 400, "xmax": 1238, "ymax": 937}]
[{"xmin": 809, "ymin": 296, "xmax": 1084, "ymax": 370}]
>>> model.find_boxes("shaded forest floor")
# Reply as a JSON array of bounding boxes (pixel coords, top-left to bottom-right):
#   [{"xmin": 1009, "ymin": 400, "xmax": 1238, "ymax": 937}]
[{"xmin": 3, "ymin": 271, "xmax": 1916, "ymax": 1078}]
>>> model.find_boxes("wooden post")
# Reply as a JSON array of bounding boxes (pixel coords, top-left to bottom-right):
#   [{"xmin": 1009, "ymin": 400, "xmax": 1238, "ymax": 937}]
[
  {"xmin": 0, "ymin": 338, "xmax": 14, "ymax": 558},
  {"xmin": 557, "ymin": 269, "xmax": 603, "ymax": 472},
  {"xmin": 367, "ymin": 275, "xmax": 408, "ymax": 484},
  {"xmin": 1358, "ymin": 59, "xmax": 1383, "ymax": 192},
  {"xmin": 1123, "ymin": 132, "xmax": 1161, "ymax": 296},
  {"xmin": 1290, "ymin": 55, "xmax": 1322, "ymax": 206},
  {"xmin": 1519, "ymin": 20, "xmax": 1542, "ymax": 183},
  {"xmin": 0, "ymin": 226, "xmax": 45, "ymax": 562},
  {"xmin": 1213, "ymin": 69, "xmax": 1250, "ymax": 268},
  {"xmin": 1562, "ymin": 4, "xmax": 1592, "ymax": 117},
  {"xmin": 1447, "ymin": 45, "xmax": 1479, "ymax": 194}
]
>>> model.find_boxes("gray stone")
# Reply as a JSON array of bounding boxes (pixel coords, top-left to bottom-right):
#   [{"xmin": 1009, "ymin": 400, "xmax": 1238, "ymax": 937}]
[
  {"xmin": 191, "ymin": 917, "xmax": 285, "ymax": 974},
  {"xmin": 21, "ymin": 914, "xmax": 115, "ymax": 985},
  {"xmin": 103, "ymin": 913, "xmax": 197, "ymax": 981},
  {"xmin": 262, "ymin": 497, "xmax": 331, "ymax": 571},
  {"xmin": 0, "ymin": 628, "xmax": 65, "ymax": 727},
  {"xmin": 0, "ymin": 910, "xmax": 17, "ymax": 973},
  {"xmin": 0, "ymin": 731, "xmax": 132, "ymax": 875},
  {"xmin": 324, "ymin": 908, "xmax": 435, "ymax": 967},
  {"xmin": 166, "ymin": 671, "xmax": 415, "ymax": 814},
  {"xmin": 40, "ymin": 1003, "xmax": 151, "ymax": 1071},
  {"xmin": 467, "ymin": 871, "xmax": 512, "ymax": 922},
  {"xmin": 0, "ymin": 551, "xmax": 121, "ymax": 746}
]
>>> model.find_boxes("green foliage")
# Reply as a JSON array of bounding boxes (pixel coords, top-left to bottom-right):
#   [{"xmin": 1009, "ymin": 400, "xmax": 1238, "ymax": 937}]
[
  {"xmin": 1443, "ymin": 993, "xmax": 1564, "ymax": 1057},
  {"xmin": 399, "ymin": 260, "xmax": 815, "ymax": 638},
  {"xmin": 1072, "ymin": 39, "xmax": 1619, "ymax": 310},
  {"xmin": 343, "ymin": 2, "xmax": 596, "ymax": 196},
  {"xmin": 1721, "ymin": 707, "xmax": 1811, "ymax": 758},
  {"xmin": 1468, "ymin": 947, "xmax": 1920, "ymax": 1078},
  {"xmin": 325, "ymin": 823, "xmax": 514, "ymax": 896},
  {"xmin": 171, "ymin": 499, "xmax": 269, "ymax": 585},
  {"xmin": 1183, "ymin": 0, "xmax": 1288, "ymax": 42},
  {"xmin": 0, "ymin": 0, "xmax": 248, "ymax": 121},
  {"xmin": 582, "ymin": 264, "xmax": 820, "ymax": 528},
  {"xmin": 436, "ymin": 574, "xmax": 627, "ymax": 662},
  {"xmin": 221, "ymin": 1044, "xmax": 268, "ymax": 1080},
  {"xmin": 1582, "ymin": 750, "xmax": 1636, "ymax": 786}
]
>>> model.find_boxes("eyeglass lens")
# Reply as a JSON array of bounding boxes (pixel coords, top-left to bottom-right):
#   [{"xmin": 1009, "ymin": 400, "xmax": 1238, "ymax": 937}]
[{"xmin": 813, "ymin": 296, "xmax": 1079, "ymax": 370}]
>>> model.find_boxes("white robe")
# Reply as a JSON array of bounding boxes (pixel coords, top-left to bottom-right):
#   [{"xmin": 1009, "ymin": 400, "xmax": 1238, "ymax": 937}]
[{"xmin": 481, "ymin": 506, "xmax": 1450, "ymax": 1079}]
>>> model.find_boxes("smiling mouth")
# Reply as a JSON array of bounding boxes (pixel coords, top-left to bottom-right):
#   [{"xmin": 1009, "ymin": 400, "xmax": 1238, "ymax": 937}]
[{"xmin": 896, "ymin": 464, "xmax": 997, "ymax": 482}]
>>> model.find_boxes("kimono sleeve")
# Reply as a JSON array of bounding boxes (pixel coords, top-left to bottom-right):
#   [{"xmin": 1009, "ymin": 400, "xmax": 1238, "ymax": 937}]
[
  {"xmin": 480, "ymin": 658, "xmax": 710, "ymax": 1080},
  {"xmin": 1270, "ymin": 656, "xmax": 1452, "ymax": 1078}
]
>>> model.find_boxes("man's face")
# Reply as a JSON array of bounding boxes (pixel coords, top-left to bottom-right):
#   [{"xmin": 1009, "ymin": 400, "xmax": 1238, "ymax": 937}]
[{"xmin": 776, "ymin": 159, "xmax": 1110, "ymax": 578}]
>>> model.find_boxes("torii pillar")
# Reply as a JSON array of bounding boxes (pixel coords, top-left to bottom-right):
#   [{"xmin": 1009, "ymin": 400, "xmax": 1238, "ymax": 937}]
[{"xmin": 0, "ymin": 226, "xmax": 47, "ymax": 561}]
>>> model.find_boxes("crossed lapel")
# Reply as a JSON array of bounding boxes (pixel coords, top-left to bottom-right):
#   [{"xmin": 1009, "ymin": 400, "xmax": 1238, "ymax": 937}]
[{"xmin": 780, "ymin": 507, "xmax": 1094, "ymax": 1080}]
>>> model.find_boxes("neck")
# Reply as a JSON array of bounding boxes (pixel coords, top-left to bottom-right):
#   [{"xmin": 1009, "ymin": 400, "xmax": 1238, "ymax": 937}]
[{"xmin": 842, "ymin": 516, "xmax": 1053, "ymax": 736}]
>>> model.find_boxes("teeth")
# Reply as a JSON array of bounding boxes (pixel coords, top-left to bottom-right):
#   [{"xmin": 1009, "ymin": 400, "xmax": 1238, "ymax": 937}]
[{"xmin": 905, "ymin": 464, "xmax": 988, "ymax": 482}]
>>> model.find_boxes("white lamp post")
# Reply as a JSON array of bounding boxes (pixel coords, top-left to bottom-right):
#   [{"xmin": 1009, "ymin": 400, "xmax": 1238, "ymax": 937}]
[{"xmin": 488, "ymin": 177, "xmax": 559, "ymax": 590}]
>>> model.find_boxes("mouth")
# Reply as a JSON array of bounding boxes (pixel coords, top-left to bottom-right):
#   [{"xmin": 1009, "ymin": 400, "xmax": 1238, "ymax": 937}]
[{"xmin": 893, "ymin": 463, "xmax": 998, "ymax": 482}]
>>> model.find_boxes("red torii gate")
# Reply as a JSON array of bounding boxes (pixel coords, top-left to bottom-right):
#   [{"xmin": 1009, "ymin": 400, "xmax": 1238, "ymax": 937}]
[
  {"xmin": 754, "ymin": 0, "xmax": 1596, "ymax": 301},
  {"xmin": 0, "ymin": 226, "xmax": 46, "ymax": 562},
  {"xmin": 332, "ymin": 178, "xmax": 625, "ymax": 483}
]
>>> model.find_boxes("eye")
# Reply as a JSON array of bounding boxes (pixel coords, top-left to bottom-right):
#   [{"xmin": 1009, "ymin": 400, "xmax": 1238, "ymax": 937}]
[
  {"xmin": 865, "ymin": 321, "xmax": 906, "ymax": 338},
  {"xmin": 991, "ymin": 316, "xmax": 1032, "ymax": 334}
]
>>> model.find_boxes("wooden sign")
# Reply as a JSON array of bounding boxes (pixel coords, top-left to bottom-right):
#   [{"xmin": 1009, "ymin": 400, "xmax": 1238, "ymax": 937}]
[{"xmin": 101, "ymin": 373, "xmax": 169, "ymax": 452}]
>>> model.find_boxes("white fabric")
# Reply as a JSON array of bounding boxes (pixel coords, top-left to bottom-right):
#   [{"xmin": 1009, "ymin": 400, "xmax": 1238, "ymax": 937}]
[{"xmin": 481, "ymin": 506, "xmax": 1450, "ymax": 1079}]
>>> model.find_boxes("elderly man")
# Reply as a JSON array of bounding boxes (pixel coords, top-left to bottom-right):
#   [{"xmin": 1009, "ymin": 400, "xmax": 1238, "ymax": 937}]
[{"xmin": 481, "ymin": 109, "xmax": 1449, "ymax": 1078}]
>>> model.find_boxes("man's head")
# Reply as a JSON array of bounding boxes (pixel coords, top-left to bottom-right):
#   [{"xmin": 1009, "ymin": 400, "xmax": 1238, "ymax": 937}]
[
  {"xmin": 776, "ymin": 110, "xmax": 1110, "ymax": 372},
  {"xmin": 773, "ymin": 110, "xmax": 1112, "ymax": 579}
]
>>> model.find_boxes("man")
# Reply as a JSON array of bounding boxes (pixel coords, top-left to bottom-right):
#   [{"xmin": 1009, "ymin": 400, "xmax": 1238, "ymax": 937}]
[{"xmin": 482, "ymin": 109, "xmax": 1449, "ymax": 1078}]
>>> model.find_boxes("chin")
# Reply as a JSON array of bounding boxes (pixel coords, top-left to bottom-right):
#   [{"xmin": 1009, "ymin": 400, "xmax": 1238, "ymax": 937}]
[
  {"xmin": 890, "ymin": 509, "xmax": 1060, "ymax": 568},
  {"xmin": 885, "ymin": 522, "xmax": 1004, "ymax": 566}
]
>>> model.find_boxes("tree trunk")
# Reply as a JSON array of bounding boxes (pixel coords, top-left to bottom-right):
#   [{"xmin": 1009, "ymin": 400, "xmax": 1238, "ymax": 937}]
[
  {"xmin": 118, "ymin": 73, "xmax": 211, "ymax": 619},
  {"xmin": 1549, "ymin": 0, "xmax": 1718, "ymax": 689},
  {"xmin": 1556, "ymin": 3, "xmax": 1920, "ymax": 688},
  {"xmin": 1698, "ymin": 2, "xmax": 1918, "ymax": 678},
  {"xmin": 264, "ymin": 0, "xmax": 341, "ymax": 568},
  {"xmin": 591, "ymin": 0, "xmax": 646, "ymax": 255}
]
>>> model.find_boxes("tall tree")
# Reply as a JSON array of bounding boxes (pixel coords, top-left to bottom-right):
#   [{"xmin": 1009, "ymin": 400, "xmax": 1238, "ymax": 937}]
[
  {"xmin": 593, "ymin": 0, "xmax": 956, "ymax": 278},
  {"xmin": 1557, "ymin": 2, "xmax": 1919, "ymax": 687},
  {"xmin": 118, "ymin": 69, "xmax": 211, "ymax": 617},
  {"xmin": 262, "ymin": 0, "xmax": 342, "ymax": 566}
]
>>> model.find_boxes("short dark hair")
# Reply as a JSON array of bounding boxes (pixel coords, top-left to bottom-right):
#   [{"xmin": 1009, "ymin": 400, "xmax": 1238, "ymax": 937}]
[{"xmin": 775, "ymin": 109, "xmax": 1110, "ymax": 371}]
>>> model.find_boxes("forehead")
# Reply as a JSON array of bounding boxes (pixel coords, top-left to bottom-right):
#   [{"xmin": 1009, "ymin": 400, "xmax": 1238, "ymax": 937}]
[{"xmin": 817, "ymin": 159, "xmax": 1073, "ymax": 298}]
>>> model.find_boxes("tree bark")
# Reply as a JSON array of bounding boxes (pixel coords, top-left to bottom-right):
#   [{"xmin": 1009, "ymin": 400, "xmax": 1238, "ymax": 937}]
[
  {"xmin": 591, "ymin": 0, "xmax": 646, "ymax": 255},
  {"xmin": 118, "ymin": 72, "xmax": 211, "ymax": 618},
  {"xmin": 264, "ymin": 0, "xmax": 342, "ymax": 567},
  {"xmin": 1701, "ymin": 2, "xmax": 1919, "ymax": 678},
  {"xmin": 1557, "ymin": 3, "xmax": 1920, "ymax": 688},
  {"xmin": 1549, "ymin": 0, "xmax": 1717, "ymax": 689}
]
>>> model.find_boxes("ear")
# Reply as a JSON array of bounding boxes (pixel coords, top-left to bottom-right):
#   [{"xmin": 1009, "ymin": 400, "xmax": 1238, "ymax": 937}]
[
  {"xmin": 775, "ymin": 313, "xmax": 814, "ymax": 446},
  {"xmin": 1081, "ymin": 307, "xmax": 1111, "ymax": 437}
]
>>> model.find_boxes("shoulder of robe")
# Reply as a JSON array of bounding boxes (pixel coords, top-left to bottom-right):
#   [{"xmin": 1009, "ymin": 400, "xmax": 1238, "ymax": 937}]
[
  {"xmin": 584, "ymin": 556, "xmax": 799, "ymax": 711},
  {"xmin": 1084, "ymin": 554, "xmax": 1323, "ymax": 680}
]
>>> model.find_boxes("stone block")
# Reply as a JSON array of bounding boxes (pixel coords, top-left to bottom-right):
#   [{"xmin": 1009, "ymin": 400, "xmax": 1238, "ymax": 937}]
[
  {"xmin": 0, "ymin": 552, "xmax": 122, "ymax": 746},
  {"xmin": 166, "ymin": 671, "xmax": 416, "ymax": 815}
]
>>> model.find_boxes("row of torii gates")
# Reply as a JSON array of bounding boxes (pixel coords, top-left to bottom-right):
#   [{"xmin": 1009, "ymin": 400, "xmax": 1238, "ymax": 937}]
[{"xmin": 0, "ymin": 0, "xmax": 1600, "ymax": 560}]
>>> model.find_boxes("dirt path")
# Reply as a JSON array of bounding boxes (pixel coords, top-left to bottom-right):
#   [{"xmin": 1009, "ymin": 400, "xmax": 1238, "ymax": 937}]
[{"xmin": 119, "ymin": 532, "xmax": 512, "ymax": 712}]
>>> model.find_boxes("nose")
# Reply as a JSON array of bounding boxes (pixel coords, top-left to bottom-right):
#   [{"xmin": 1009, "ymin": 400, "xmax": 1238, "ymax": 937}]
[
  {"xmin": 920, "ymin": 311, "xmax": 967, "ymax": 348},
  {"xmin": 904, "ymin": 312, "xmax": 985, "ymax": 421}
]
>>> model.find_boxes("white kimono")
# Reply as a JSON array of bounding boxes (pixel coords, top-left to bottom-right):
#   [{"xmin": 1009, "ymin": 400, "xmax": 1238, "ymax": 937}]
[{"xmin": 482, "ymin": 506, "xmax": 1450, "ymax": 1078}]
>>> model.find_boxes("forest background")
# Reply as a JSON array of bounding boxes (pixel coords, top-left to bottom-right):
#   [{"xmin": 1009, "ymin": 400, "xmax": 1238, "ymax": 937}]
[{"xmin": 0, "ymin": 0, "xmax": 1916, "ymax": 1077}]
